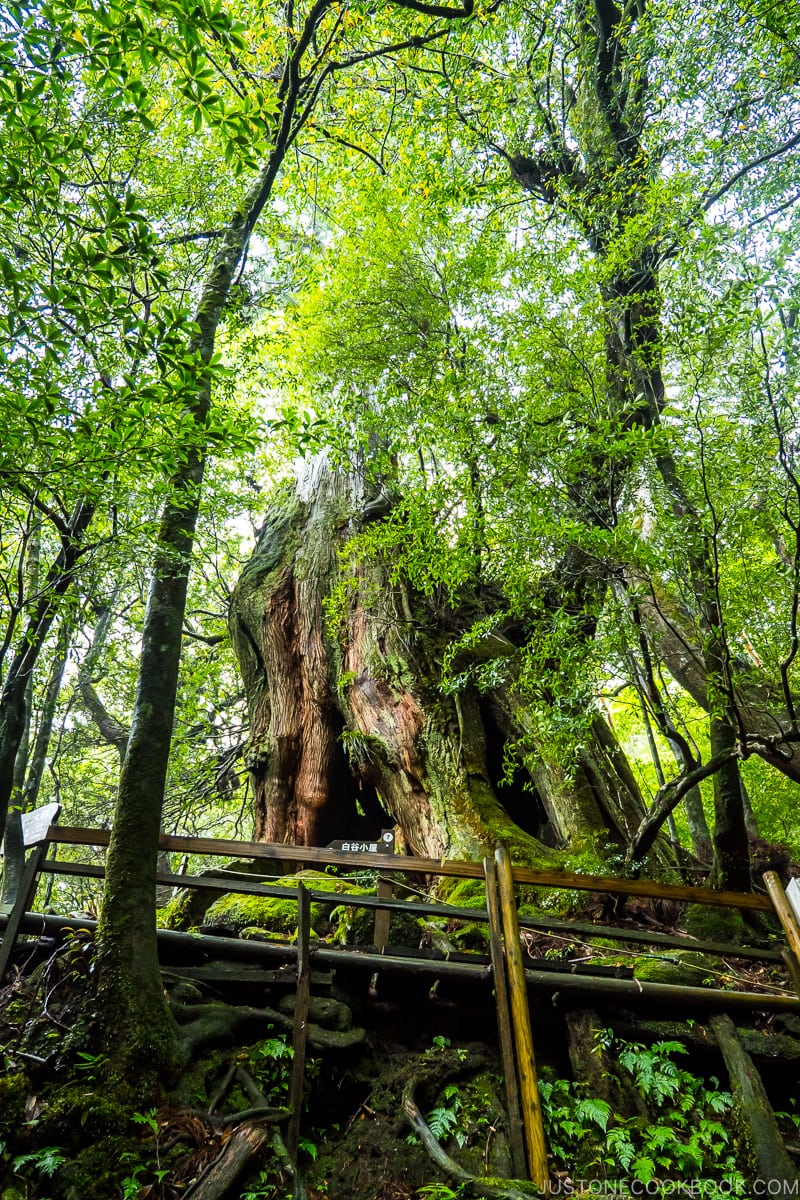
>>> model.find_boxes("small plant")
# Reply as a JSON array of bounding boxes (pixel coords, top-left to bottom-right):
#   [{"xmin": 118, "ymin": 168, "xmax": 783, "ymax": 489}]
[
  {"xmin": 340, "ymin": 728, "xmax": 387, "ymax": 765},
  {"xmin": 74, "ymin": 1049, "xmax": 108, "ymax": 1081},
  {"xmin": 12, "ymin": 1146, "xmax": 65, "ymax": 1179},
  {"xmin": 243, "ymin": 1035, "xmax": 294, "ymax": 1106},
  {"xmin": 540, "ymin": 1035, "xmax": 744, "ymax": 1190},
  {"xmin": 119, "ymin": 1110, "xmax": 168, "ymax": 1197},
  {"xmin": 428, "ymin": 1085, "xmax": 466, "ymax": 1148},
  {"xmin": 416, "ymin": 1185, "xmax": 465, "ymax": 1199},
  {"xmin": 132, "ymin": 1108, "xmax": 160, "ymax": 1137}
]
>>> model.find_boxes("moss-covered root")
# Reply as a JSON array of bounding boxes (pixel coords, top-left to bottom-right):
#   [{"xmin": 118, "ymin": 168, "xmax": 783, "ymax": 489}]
[
  {"xmin": 711, "ymin": 1013, "xmax": 799, "ymax": 1195},
  {"xmin": 171, "ymin": 1000, "xmax": 364, "ymax": 1062},
  {"xmin": 401, "ymin": 1076, "xmax": 543, "ymax": 1200}
]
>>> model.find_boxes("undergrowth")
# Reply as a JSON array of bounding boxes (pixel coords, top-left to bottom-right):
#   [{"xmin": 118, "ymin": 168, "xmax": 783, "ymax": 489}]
[{"xmin": 541, "ymin": 1032, "xmax": 744, "ymax": 1195}]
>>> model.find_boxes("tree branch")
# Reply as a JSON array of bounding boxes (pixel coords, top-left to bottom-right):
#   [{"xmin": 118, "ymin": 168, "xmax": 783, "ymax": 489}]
[
  {"xmin": 628, "ymin": 747, "xmax": 740, "ymax": 865},
  {"xmin": 702, "ymin": 128, "xmax": 800, "ymax": 213}
]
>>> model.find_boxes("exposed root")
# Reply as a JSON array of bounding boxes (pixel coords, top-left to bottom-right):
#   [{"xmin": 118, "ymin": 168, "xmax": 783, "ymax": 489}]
[
  {"xmin": 170, "ymin": 999, "xmax": 364, "ymax": 1061},
  {"xmin": 401, "ymin": 1077, "xmax": 543, "ymax": 1200},
  {"xmin": 272, "ymin": 1126, "xmax": 308, "ymax": 1200}
]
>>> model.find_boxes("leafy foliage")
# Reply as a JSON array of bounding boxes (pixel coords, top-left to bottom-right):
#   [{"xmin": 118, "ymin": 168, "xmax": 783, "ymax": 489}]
[{"xmin": 541, "ymin": 1035, "xmax": 744, "ymax": 1189}]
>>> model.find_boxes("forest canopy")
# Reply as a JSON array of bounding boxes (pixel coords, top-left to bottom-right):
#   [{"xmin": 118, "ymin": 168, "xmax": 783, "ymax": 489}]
[{"xmin": 1, "ymin": 0, "xmax": 800, "ymax": 917}]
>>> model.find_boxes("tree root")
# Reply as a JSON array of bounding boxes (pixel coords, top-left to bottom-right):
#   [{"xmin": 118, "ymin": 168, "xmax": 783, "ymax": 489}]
[
  {"xmin": 272, "ymin": 1126, "xmax": 308, "ymax": 1200},
  {"xmin": 171, "ymin": 999, "xmax": 364, "ymax": 1061},
  {"xmin": 401, "ymin": 1077, "xmax": 544, "ymax": 1200}
]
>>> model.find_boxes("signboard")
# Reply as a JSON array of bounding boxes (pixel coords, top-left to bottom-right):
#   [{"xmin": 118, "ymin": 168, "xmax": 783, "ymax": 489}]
[
  {"xmin": 787, "ymin": 877, "xmax": 800, "ymax": 927},
  {"xmin": 327, "ymin": 829, "xmax": 395, "ymax": 855},
  {"xmin": 22, "ymin": 802, "xmax": 61, "ymax": 847},
  {"xmin": 0, "ymin": 801, "xmax": 61, "ymax": 852}
]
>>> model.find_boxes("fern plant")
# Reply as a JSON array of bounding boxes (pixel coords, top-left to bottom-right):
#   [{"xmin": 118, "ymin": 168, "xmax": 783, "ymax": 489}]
[{"xmin": 540, "ymin": 1035, "xmax": 745, "ymax": 1193}]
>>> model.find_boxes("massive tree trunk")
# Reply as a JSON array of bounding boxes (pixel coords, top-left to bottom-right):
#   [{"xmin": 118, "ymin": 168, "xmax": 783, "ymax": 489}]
[{"xmin": 230, "ymin": 458, "xmax": 653, "ymax": 866}]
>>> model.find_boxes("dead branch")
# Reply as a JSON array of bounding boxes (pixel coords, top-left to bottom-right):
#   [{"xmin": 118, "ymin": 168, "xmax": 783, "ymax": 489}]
[{"xmin": 181, "ymin": 1121, "xmax": 271, "ymax": 1200}]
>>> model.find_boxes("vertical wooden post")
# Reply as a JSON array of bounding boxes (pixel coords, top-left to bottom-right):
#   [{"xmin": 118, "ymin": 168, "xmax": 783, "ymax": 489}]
[
  {"xmin": 484, "ymin": 856, "xmax": 527, "ymax": 1180},
  {"xmin": 286, "ymin": 882, "xmax": 311, "ymax": 1160},
  {"xmin": 763, "ymin": 871, "xmax": 800, "ymax": 999},
  {"xmin": 495, "ymin": 846, "xmax": 550, "ymax": 1195},
  {"xmin": 373, "ymin": 876, "xmax": 392, "ymax": 951}
]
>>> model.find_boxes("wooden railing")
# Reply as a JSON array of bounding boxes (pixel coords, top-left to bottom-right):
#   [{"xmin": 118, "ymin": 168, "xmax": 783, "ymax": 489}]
[{"xmin": 3, "ymin": 817, "xmax": 800, "ymax": 1193}]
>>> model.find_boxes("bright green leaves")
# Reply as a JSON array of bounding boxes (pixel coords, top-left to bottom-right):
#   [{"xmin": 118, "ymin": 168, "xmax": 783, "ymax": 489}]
[{"xmin": 542, "ymin": 1036, "xmax": 742, "ymax": 1187}]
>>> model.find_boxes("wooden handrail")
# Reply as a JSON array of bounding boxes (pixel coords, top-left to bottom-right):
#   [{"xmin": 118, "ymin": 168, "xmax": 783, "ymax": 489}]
[{"xmin": 47, "ymin": 825, "xmax": 774, "ymax": 911}]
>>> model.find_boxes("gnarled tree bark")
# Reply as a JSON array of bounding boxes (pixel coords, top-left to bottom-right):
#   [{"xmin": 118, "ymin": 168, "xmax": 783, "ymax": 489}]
[{"xmin": 230, "ymin": 458, "xmax": 653, "ymax": 866}]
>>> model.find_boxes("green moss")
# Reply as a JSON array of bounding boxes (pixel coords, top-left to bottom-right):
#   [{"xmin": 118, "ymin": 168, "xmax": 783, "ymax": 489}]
[
  {"xmin": 685, "ymin": 904, "xmax": 749, "ymax": 946},
  {"xmin": 158, "ymin": 888, "xmax": 199, "ymax": 931},
  {"xmin": 58, "ymin": 1135, "xmax": 144, "ymax": 1199},
  {"xmin": 450, "ymin": 921, "xmax": 490, "ymax": 953},
  {"xmin": 202, "ymin": 871, "xmax": 375, "ymax": 944},
  {"xmin": 435, "ymin": 877, "xmax": 486, "ymax": 908},
  {"xmin": 44, "ymin": 1086, "xmax": 132, "ymax": 1141},
  {"xmin": 634, "ymin": 951, "xmax": 725, "ymax": 987},
  {"xmin": 0, "ymin": 1072, "xmax": 29, "ymax": 1136}
]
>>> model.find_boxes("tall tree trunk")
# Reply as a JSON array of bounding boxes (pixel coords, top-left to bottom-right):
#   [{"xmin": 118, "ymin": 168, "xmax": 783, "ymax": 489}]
[
  {"xmin": 507, "ymin": 1, "xmax": 753, "ymax": 885},
  {"xmin": 91, "ymin": 0, "xmax": 479, "ymax": 1088}
]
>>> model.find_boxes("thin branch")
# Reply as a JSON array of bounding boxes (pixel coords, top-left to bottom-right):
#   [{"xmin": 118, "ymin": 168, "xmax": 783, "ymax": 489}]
[
  {"xmin": 0, "ymin": 476, "xmax": 71, "ymax": 539},
  {"xmin": 314, "ymin": 125, "xmax": 386, "ymax": 173},
  {"xmin": 162, "ymin": 228, "xmax": 227, "ymax": 247},
  {"xmin": 628, "ymin": 746, "xmax": 741, "ymax": 866},
  {"xmin": 390, "ymin": 0, "xmax": 473, "ymax": 15},
  {"xmin": 702, "ymin": 128, "xmax": 800, "ymax": 213}
]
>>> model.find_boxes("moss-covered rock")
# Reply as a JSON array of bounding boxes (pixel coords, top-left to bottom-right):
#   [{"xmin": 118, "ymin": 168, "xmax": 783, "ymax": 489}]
[
  {"xmin": 159, "ymin": 860, "xmax": 283, "ymax": 931},
  {"xmin": 200, "ymin": 871, "xmax": 374, "ymax": 944},
  {"xmin": 435, "ymin": 877, "xmax": 486, "ymax": 909},
  {"xmin": 278, "ymin": 994, "xmax": 353, "ymax": 1030},
  {"xmin": 684, "ymin": 904, "xmax": 750, "ymax": 946},
  {"xmin": 634, "ymin": 951, "xmax": 725, "ymax": 987},
  {"xmin": 43, "ymin": 1085, "xmax": 132, "ymax": 1141}
]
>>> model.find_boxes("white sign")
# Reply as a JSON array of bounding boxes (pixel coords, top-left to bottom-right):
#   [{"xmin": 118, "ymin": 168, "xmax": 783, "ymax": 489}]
[
  {"xmin": 21, "ymin": 802, "xmax": 61, "ymax": 847},
  {"xmin": 787, "ymin": 877, "xmax": 800, "ymax": 927}
]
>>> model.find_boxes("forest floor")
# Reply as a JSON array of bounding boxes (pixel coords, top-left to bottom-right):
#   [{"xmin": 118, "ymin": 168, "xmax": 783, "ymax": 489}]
[{"xmin": 1, "ymin": 892, "xmax": 800, "ymax": 1200}]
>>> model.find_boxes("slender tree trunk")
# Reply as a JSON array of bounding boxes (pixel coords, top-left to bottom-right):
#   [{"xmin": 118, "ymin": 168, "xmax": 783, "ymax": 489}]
[
  {"xmin": 0, "ymin": 501, "xmax": 95, "ymax": 847},
  {"xmin": 23, "ymin": 619, "xmax": 70, "ymax": 812},
  {"xmin": 0, "ymin": 674, "xmax": 32, "ymax": 904},
  {"xmin": 93, "ymin": 67, "xmax": 330, "ymax": 1080},
  {"xmin": 78, "ymin": 602, "xmax": 129, "ymax": 762}
]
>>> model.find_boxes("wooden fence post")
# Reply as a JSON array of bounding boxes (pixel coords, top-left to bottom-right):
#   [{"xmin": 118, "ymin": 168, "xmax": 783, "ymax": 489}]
[
  {"xmin": 286, "ymin": 882, "xmax": 311, "ymax": 1161},
  {"xmin": 763, "ymin": 871, "xmax": 800, "ymax": 999},
  {"xmin": 484, "ymin": 855, "xmax": 527, "ymax": 1180},
  {"xmin": 495, "ymin": 846, "xmax": 549, "ymax": 1194}
]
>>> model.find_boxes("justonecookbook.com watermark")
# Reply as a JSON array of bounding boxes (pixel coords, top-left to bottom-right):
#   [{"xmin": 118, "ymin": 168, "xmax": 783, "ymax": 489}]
[{"xmin": 549, "ymin": 1181, "xmax": 799, "ymax": 1197}]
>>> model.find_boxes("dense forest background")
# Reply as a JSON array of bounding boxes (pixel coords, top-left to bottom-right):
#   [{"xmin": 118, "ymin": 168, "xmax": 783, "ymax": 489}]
[
  {"xmin": 1, "ymin": 0, "xmax": 800, "ymax": 1113},
  {"xmin": 2, "ymin": 1, "xmax": 800, "ymax": 1195},
  {"xmin": 2, "ymin": 0, "xmax": 799, "ymax": 900}
]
